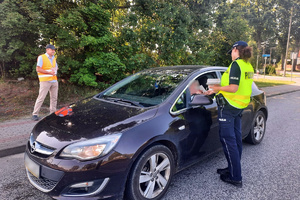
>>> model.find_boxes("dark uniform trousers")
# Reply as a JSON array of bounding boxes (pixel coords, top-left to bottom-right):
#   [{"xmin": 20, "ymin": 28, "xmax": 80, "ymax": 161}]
[{"xmin": 218, "ymin": 105, "xmax": 243, "ymax": 181}]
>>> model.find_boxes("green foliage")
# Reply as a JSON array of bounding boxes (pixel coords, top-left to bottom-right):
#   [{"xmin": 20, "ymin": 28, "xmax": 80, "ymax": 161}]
[
  {"xmin": 1, "ymin": 0, "xmax": 298, "ymax": 86},
  {"xmin": 114, "ymin": 0, "xmax": 218, "ymax": 68},
  {"xmin": 55, "ymin": 2, "xmax": 124, "ymax": 87},
  {"xmin": 234, "ymin": 0, "xmax": 300, "ymax": 70},
  {"xmin": 235, "ymin": 0, "xmax": 277, "ymax": 46},
  {"xmin": 274, "ymin": 0, "xmax": 300, "ymax": 69},
  {"xmin": 265, "ymin": 65, "xmax": 276, "ymax": 75},
  {"xmin": 196, "ymin": 1, "xmax": 252, "ymax": 66},
  {"xmin": 0, "ymin": 0, "xmax": 44, "ymax": 78}
]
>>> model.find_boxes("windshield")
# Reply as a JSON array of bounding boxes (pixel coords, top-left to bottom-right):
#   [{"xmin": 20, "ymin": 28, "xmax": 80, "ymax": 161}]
[{"xmin": 100, "ymin": 68, "xmax": 193, "ymax": 107}]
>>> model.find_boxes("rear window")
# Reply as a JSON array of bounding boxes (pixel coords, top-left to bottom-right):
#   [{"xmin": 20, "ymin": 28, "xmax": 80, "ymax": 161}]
[{"xmin": 251, "ymin": 82, "xmax": 263, "ymax": 96}]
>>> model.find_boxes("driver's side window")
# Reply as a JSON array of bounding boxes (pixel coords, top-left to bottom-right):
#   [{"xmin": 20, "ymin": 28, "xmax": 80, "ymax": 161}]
[
  {"xmin": 171, "ymin": 72, "xmax": 218, "ymax": 113},
  {"xmin": 196, "ymin": 72, "xmax": 218, "ymax": 92}
]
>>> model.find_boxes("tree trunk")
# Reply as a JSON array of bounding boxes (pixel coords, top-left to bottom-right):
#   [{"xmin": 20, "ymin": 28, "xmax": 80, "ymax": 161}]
[
  {"xmin": 256, "ymin": 37, "xmax": 262, "ymax": 69},
  {"xmin": 281, "ymin": 53, "xmax": 284, "ymax": 70},
  {"xmin": 293, "ymin": 47, "xmax": 299, "ymax": 71},
  {"xmin": 0, "ymin": 61, "xmax": 5, "ymax": 80},
  {"xmin": 257, "ymin": 38, "xmax": 261, "ymax": 50}
]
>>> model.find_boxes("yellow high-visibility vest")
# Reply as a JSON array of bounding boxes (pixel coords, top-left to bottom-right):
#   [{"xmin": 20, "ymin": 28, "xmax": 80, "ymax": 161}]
[
  {"xmin": 37, "ymin": 54, "xmax": 57, "ymax": 82},
  {"xmin": 218, "ymin": 59, "xmax": 254, "ymax": 109}
]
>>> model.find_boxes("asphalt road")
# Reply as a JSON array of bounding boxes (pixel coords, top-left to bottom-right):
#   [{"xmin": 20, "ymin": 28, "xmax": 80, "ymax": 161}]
[{"xmin": 0, "ymin": 91, "xmax": 299, "ymax": 200}]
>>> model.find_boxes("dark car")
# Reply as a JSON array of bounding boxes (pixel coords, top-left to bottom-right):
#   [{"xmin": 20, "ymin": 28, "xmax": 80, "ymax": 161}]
[{"xmin": 24, "ymin": 66, "xmax": 267, "ymax": 200}]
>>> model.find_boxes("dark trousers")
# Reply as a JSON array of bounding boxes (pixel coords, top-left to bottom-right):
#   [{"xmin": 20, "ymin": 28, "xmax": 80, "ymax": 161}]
[{"xmin": 218, "ymin": 105, "xmax": 243, "ymax": 181}]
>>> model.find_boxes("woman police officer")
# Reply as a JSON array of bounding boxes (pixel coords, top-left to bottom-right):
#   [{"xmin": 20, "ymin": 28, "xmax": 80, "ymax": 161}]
[{"xmin": 205, "ymin": 41, "xmax": 254, "ymax": 187}]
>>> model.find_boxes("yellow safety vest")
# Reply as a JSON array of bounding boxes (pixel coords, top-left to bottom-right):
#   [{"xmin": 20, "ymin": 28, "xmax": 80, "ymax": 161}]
[
  {"xmin": 37, "ymin": 54, "xmax": 57, "ymax": 82},
  {"xmin": 218, "ymin": 59, "xmax": 254, "ymax": 109}
]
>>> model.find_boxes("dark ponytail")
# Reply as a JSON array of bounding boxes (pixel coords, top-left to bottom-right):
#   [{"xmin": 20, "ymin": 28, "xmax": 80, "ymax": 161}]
[{"xmin": 237, "ymin": 46, "xmax": 252, "ymax": 62}]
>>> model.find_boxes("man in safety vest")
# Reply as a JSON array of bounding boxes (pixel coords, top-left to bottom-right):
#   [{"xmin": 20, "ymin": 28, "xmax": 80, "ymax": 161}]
[
  {"xmin": 32, "ymin": 44, "xmax": 58, "ymax": 121},
  {"xmin": 205, "ymin": 41, "xmax": 254, "ymax": 187}
]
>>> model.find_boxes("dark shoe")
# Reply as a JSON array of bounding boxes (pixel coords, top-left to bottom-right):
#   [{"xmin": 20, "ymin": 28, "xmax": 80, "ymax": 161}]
[
  {"xmin": 32, "ymin": 115, "xmax": 39, "ymax": 121},
  {"xmin": 220, "ymin": 173, "xmax": 242, "ymax": 188},
  {"xmin": 217, "ymin": 167, "xmax": 229, "ymax": 175}
]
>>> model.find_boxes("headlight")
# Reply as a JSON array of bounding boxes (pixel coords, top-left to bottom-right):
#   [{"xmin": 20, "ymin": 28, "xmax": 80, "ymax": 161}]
[{"xmin": 60, "ymin": 133, "xmax": 122, "ymax": 160}]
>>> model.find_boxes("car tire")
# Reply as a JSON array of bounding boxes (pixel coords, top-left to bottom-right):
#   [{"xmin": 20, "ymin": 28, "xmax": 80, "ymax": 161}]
[
  {"xmin": 245, "ymin": 110, "xmax": 266, "ymax": 145},
  {"xmin": 125, "ymin": 145, "xmax": 175, "ymax": 200}
]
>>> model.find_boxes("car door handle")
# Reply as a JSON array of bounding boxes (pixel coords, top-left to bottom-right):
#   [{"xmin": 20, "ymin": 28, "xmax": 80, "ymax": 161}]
[{"xmin": 178, "ymin": 125, "xmax": 185, "ymax": 130}]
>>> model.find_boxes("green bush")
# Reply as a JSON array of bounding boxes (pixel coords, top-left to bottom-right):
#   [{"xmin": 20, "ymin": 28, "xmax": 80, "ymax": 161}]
[{"xmin": 265, "ymin": 65, "xmax": 276, "ymax": 75}]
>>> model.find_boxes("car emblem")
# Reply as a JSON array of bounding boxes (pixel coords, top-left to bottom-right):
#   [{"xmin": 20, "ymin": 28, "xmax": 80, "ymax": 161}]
[{"xmin": 31, "ymin": 142, "xmax": 36, "ymax": 153}]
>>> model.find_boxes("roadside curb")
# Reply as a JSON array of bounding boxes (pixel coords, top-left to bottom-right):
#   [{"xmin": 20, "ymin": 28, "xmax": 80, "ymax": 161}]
[
  {"xmin": 266, "ymin": 89, "xmax": 300, "ymax": 98},
  {"xmin": 0, "ymin": 145, "xmax": 26, "ymax": 158}
]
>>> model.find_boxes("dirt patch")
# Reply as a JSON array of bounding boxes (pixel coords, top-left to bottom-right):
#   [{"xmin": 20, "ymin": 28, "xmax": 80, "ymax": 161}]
[
  {"xmin": 0, "ymin": 80, "xmax": 98, "ymax": 122},
  {"xmin": 0, "ymin": 80, "xmax": 38, "ymax": 121}
]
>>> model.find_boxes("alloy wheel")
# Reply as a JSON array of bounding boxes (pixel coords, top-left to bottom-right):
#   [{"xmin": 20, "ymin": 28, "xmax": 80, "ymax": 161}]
[
  {"xmin": 139, "ymin": 153, "xmax": 171, "ymax": 199},
  {"xmin": 253, "ymin": 114, "xmax": 265, "ymax": 141}
]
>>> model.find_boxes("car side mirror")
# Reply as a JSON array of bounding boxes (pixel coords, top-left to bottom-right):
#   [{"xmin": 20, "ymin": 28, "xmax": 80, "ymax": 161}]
[{"xmin": 189, "ymin": 94, "xmax": 213, "ymax": 106}]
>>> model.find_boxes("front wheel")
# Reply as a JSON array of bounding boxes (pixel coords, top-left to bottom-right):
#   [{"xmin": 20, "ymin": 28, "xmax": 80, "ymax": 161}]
[
  {"xmin": 125, "ymin": 145, "xmax": 175, "ymax": 200},
  {"xmin": 245, "ymin": 110, "xmax": 266, "ymax": 144}
]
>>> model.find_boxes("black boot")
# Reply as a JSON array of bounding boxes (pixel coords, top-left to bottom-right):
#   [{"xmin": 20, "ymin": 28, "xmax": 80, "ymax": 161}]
[
  {"xmin": 216, "ymin": 167, "xmax": 229, "ymax": 175},
  {"xmin": 220, "ymin": 173, "xmax": 242, "ymax": 188}
]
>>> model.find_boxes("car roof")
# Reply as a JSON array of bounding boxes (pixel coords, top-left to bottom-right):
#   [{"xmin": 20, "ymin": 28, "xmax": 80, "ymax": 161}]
[
  {"xmin": 141, "ymin": 65, "xmax": 228, "ymax": 77},
  {"xmin": 144, "ymin": 65, "xmax": 227, "ymax": 72}
]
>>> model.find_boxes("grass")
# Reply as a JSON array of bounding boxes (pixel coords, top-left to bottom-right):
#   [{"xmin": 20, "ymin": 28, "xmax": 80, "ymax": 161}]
[
  {"xmin": 254, "ymin": 78, "xmax": 294, "ymax": 88},
  {"xmin": 280, "ymin": 74, "xmax": 300, "ymax": 78},
  {"xmin": 0, "ymin": 80, "xmax": 99, "ymax": 122}
]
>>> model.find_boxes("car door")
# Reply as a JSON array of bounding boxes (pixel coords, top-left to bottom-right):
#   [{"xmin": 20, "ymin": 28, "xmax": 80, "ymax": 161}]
[
  {"xmin": 196, "ymin": 72, "xmax": 221, "ymax": 156},
  {"xmin": 170, "ymin": 71, "xmax": 220, "ymax": 167}
]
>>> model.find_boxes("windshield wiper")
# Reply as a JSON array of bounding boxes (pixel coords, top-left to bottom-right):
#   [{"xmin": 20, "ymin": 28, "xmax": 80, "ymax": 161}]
[
  {"xmin": 103, "ymin": 96, "xmax": 144, "ymax": 107},
  {"xmin": 104, "ymin": 96, "xmax": 122, "ymax": 101},
  {"xmin": 116, "ymin": 99, "xmax": 144, "ymax": 107}
]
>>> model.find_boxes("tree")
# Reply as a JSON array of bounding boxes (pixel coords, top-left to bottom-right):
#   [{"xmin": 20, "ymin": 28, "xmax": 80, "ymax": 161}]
[
  {"xmin": 4, "ymin": 0, "xmax": 296, "ymax": 87},
  {"xmin": 206, "ymin": 0, "xmax": 252, "ymax": 66},
  {"xmin": 232, "ymin": 0, "xmax": 277, "ymax": 69},
  {"xmin": 0, "ymin": 0, "xmax": 45, "ymax": 79},
  {"xmin": 55, "ymin": 1, "xmax": 125, "ymax": 88},
  {"xmin": 274, "ymin": 0, "xmax": 300, "ymax": 70}
]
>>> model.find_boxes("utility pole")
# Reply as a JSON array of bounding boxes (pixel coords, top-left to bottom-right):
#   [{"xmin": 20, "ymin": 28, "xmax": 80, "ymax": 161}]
[
  {"xmin": 291, "ymin": 52, "xmax": 298, "ymax": 81},
  {"xmin": 261, "ymin": 41, "xmax": 268, "ymax": 65},
  {"xmin": 269, "ymin": 47, "xmax": 275, "ymax": 65},
  {"xmin": 283, "ymin": 7, "xmax": 293, "ymax": 77},
  {"xmin": 262, "ymin": 53, "xmax": 270, "ymax": 78},
  {"xmin": 262, "ymin": 44, "xmax": 265, "ymax": 56},
  {"xmin": 256, "ymin": 53, "xmax": 259, "ymax": 78}
]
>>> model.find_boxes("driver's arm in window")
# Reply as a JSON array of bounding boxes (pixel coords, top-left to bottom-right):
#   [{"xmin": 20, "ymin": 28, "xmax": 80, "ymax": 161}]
[{"xmin": 189, "ymin": 80, "xmax": 203, "ymax": 95}]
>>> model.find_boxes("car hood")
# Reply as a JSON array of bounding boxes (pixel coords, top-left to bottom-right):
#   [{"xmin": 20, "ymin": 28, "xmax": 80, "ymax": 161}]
[{"xmin": 32, "ymin": 97, "xmax": 157, "ymax": 149}]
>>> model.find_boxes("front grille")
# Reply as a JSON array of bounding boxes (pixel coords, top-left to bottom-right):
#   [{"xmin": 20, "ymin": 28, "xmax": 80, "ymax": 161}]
[
  {"xmin": 27, "ymin": 142, "xmax": 54, "ymax": 158},
  {"xmin": 26, "ymin": 169, "xmax": 58, "ymax": 192},
  {"xmin": 28, "ymin": 134, "xmax": 55, "ymax": 158}
]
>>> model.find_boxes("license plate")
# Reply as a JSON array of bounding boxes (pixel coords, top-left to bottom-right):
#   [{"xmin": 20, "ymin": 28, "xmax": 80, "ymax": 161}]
[{"xmin": 24, "ymin": 154, "xmax": 40, "ymax": 178}]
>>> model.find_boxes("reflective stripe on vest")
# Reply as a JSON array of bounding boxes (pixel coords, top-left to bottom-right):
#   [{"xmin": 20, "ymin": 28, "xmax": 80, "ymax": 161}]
[
  {"xmin": 37, "ymin": 54, "xmax": 57, "ymax": 82},
  {"xmin": 218, "ymin": 59, "xmax": 254, "ymax": 109}
]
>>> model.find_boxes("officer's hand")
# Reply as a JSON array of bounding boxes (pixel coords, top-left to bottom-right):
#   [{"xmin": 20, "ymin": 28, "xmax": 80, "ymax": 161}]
[
  {"xmin": 204, "ymin": 90, "xmax": 214, "ymax": 95},
  {"xmin": 209, "ymin": 85, "xmax": 221, "ymax": 93}
]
